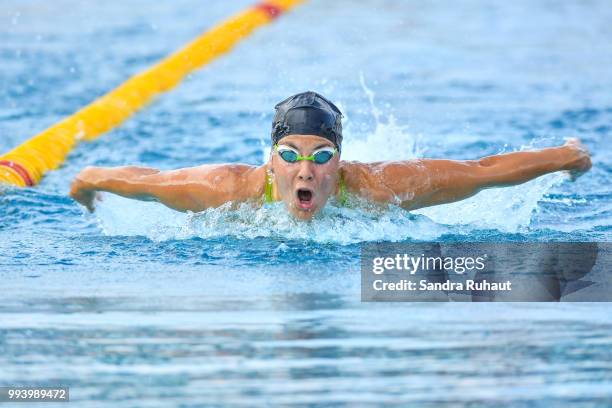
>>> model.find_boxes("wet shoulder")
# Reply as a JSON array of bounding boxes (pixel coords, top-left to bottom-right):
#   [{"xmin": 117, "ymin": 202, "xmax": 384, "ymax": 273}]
[
  {"xmin": 338, "ymin": 160, "xmax": 409, "ymax": 205},
  {"xmin": 188, "ymin": 163, "xmax": 266, "ymax": 200},
  {"xmin": 339, "ymin": 160, "xmax": 389, "ymax": 192}
]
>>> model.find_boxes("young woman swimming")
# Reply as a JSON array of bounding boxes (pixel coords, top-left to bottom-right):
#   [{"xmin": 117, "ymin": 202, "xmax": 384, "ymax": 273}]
[{"xmin": 70, "ymin": 91, "xmax": 592, "ymax": 220}]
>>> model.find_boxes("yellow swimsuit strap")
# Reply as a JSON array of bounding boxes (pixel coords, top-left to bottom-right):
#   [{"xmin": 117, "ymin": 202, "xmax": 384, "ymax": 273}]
[
  {"xmin": 265, "ymin": 171, "xmax": 274, "ymax": 203},
  {"xmin": 337, "ymin": 172, "xmax": 349, "ymax": 206},
  {"xmin": 264, "ymin": 171, "xmax": 349, "ymax": 205}
]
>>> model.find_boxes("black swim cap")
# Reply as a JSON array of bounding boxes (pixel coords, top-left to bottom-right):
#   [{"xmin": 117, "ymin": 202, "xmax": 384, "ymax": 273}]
[{"xmin": 271, "ymin": 91, "xmax": 343, "ymax": 151}]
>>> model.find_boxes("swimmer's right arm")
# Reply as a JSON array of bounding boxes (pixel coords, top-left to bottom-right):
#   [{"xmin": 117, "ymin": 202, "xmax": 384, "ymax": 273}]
[{"xmin": 69, "ymin": 164, "xmax": 266, "ymax": 212}]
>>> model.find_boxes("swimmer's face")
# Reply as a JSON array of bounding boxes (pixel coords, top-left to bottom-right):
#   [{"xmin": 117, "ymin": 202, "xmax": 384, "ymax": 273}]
[{"xmin": 269, "ymin": 135, "xmax": 340, "ymax": 220}]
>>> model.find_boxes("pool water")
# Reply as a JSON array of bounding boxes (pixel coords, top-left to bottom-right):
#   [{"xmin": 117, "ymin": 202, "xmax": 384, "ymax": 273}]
[{"xmin": 1, "ymin": 0, "xmax": 611, "ymax": 406}]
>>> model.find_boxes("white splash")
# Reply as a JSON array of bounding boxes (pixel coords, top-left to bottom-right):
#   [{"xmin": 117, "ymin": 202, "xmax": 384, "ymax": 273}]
[
  {"xmin": 413, "ymin": 173, "xmax": 564, "ymax": 233},
  {"xmin": 95, "ymin": 195, "xmax": 448, "ymax": 244},
  {"xmin": 341, "ymin": 73, "xmax": 425, "ymax": 162}
]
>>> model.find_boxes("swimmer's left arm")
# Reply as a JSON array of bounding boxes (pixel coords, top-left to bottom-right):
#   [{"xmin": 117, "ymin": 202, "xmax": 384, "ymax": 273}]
[{"xmin": 345, "ymin": 138, "xmax": 591, "ymax": 210}]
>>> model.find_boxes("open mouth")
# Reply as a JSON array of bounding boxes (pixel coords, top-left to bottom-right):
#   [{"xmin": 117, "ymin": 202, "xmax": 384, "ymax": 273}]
[{"xmin": 296, "ymin": 188, "xmax": 314, "ymax": 209}]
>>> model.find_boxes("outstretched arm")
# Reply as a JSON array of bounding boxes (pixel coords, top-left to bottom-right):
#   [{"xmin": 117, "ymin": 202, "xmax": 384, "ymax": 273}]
[
  {"xmin": 69, "ymin": 164, "xmax": 266, "ymax": 212},
  {"xmin": 343, "ymin": 138, "xmax": 592, "ymax": 211}
]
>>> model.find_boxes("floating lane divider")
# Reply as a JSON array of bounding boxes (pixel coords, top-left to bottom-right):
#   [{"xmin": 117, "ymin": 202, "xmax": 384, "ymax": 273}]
[{"xmin": 0, "ymin": 0, "xmax": 304, "ymax": 187}]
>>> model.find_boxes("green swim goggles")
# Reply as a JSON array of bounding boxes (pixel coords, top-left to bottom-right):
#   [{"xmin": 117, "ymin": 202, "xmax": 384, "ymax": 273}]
[{"xmin": 274, "ymin": 144, "xmax": 337, "ymax": 164}]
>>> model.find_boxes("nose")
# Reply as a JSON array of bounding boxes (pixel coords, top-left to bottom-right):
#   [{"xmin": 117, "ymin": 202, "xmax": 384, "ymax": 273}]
[{"xmin": 297, "ymin": 160, "xmax": 314, "ymax": 181}]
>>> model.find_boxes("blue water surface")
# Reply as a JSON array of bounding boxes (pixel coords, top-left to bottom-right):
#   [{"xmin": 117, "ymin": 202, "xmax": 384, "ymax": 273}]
[{"xmin": 1, "ymin": 1, "xmax": 612, "ymax": 406}]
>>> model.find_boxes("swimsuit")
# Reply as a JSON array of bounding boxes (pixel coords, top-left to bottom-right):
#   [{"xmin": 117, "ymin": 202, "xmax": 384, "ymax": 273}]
[{"xmin": 264, "ymin": 171, "xmax": 349, "ymax": 206}]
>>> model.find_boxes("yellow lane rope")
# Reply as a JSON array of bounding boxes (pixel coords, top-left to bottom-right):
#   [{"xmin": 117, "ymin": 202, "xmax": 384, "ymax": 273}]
[{"xmin": 0, "ymin": 0, "xmax": 304, "ymax": 187}]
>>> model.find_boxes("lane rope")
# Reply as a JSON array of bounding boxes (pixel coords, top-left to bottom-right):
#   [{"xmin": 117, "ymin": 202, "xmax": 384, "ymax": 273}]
[{"xmin": 0, "ymin": 0, "xmax": 304, "ymax": 187}]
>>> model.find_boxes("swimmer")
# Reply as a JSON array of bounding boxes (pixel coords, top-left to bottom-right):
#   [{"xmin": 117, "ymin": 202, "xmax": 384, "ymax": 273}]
[{"xmin": 70, "ymin": 91, "xmax": 592, "ymax": 220}]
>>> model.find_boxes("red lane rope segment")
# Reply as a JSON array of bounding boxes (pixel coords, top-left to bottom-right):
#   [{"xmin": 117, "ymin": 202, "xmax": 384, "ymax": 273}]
[
  {"xmin": 256, "ymin": 2, "xmax": 283, "ymax": 19},
  {"xmin": 0, "ymin": 160, "xmax": 35, "ymax": 187}
]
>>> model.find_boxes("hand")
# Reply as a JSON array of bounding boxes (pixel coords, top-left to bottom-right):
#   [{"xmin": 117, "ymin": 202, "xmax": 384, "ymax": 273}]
[
  {"xmin": 70, "ymin": 167, "xmax": 102, "ymax": 212},
  {"xmin": 561, "ymin": 138, "xmax": 592, "ymax": 181}
]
